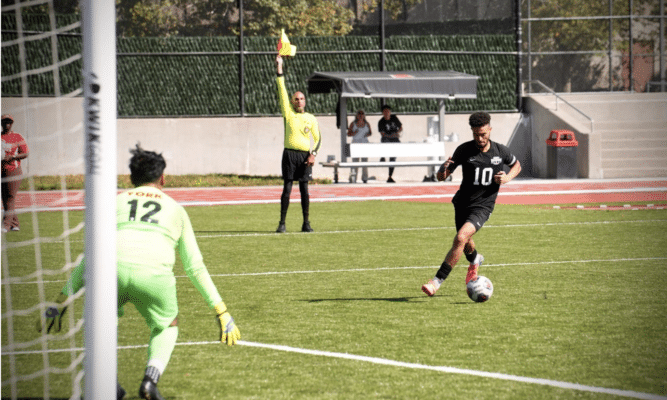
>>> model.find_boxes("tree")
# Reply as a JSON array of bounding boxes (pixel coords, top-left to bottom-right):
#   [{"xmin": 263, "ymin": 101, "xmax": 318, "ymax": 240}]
[
  {"xmin": 114, "ymin": 0, "xmax": 429, "ymax": 37},
  {"xmin": 525, "ymin": 0, "xmax": 661, "ymax": 91},
  {"xmin": 240, "ymin": 0, "xmax": 354, "ymax": 36},
  {"xmin": 356, "ymin": 0, "xmax": 424, "ymax": 22},
  {"xmin": 115, "ymin": 0, "xmax": 355, "ymax": 37}
]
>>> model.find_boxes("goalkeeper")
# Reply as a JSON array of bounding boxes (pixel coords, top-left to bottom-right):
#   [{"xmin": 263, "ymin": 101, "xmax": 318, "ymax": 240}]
[{"xmin": 38, "ymin": 144, "xmax": 241, "ymax": 400}]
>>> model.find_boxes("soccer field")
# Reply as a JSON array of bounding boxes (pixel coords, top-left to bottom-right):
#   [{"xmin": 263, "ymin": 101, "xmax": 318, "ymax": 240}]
[{"xmin": 3, "ymin": 200, "xmax": 667, "ymax": 399}]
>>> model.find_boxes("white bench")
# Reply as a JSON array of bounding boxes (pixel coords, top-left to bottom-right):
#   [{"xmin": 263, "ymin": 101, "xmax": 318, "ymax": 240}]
[{"xmin": 320, "ymin": 142, "xmax": 446, "ymax": 183}]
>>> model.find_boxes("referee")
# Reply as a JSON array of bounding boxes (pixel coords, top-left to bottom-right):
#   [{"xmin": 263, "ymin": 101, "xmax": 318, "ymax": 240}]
[{"xmin": 275, "ymin": 54, "xmax": 321, "ymax": 233}]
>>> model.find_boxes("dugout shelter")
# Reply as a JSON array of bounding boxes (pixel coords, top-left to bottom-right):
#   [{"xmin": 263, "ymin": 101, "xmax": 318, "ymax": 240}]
[{"xmin": 307, "ymin": 70, "xmax": 479, "ymax": 162}]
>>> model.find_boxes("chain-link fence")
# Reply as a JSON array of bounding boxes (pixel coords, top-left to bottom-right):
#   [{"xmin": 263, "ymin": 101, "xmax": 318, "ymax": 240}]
[
  {"xmin": 521, "ymin": 0, "xmax": 666, "ymax": 94},
  {"xmin": 2, "ymin": 1, "xmax": 664, "ymax": 118}
]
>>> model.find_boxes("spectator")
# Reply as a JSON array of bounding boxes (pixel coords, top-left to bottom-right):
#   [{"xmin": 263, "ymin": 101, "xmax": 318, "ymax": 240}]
[
  {"xmin": 377, "ymin": 105, "xmax": 402, "ymax": 183},
  {"xmin": 347, "ymin": 109, "xmax": 372, "ymax": 183},
  {"xmin": 2, "ymin": 114, "xmax": 29, "ymax": 232}
]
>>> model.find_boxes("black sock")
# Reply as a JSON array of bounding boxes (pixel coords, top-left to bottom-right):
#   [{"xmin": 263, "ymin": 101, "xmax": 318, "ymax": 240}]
[
  {"xmin": 435, "ymin": 261, "xmax": 453, "ymax": 281},
  {"xmin": 465, "ymin": 249, "xmax": 478, "ymax": 263},
  {"xmin": 299, "ymin": 181, "xmax": 309, "ymax": 222},
  {"xmin": 280, "ymin": 181, "xmax": 292, "ymax": 224}
]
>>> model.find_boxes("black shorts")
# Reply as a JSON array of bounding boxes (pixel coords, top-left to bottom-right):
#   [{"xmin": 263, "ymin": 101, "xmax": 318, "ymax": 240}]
[
  {"xmin": 454, "ymin": 204, "xmax": 492, "ymax": 232},
  {"xmin": 281, "ymin": 148, "xmax": 312, "ymax": 182}
]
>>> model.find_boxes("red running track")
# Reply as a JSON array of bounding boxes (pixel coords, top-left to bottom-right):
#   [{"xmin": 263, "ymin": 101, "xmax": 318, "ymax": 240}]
[{"xmin": 13, "ymin": 178, "xmax": 667, "ymax": 211}]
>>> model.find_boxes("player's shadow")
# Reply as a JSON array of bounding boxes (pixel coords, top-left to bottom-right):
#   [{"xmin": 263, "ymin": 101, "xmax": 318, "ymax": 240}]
[
  {"xmin": 2, "ymin": 398, "xmax": 71, "ymax": 400},
  {"xmin": 303, "ymin": 296, "xmax": 426, "ymax": 303},
  {"xmin": 194, "ymin": 230, "xmax": 269, "ymax": 235}
]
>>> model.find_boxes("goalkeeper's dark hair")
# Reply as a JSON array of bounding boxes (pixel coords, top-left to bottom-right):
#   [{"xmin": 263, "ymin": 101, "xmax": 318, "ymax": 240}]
[
  {"xmin": 129, "ymin": 143, "xmax": 166, "ymax": 186},
  {"xmin": 468, "ymin": 111, "xmax": 491, "ymax": 128}
]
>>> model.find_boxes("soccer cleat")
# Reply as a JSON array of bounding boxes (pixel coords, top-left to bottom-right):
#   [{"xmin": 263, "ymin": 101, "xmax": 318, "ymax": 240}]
[
  {"xmin": 301, "ymin": 221, "xmax": 314, "ymax": 232},
  {"xmin": 387, "ymin": 177, "xmax": 396, "ymax": 183},
  {"xmin": 9, "ymin": 226, "xmax": 19, "ymax": 231},
  {"xmin": 139, "ymin": 378, "xmax": 166, "ymax": 400},
  {"xmin": 117, "ymin": 382, "xmax": 126, "ymax": 400},
  {"xmin": 465, "ymin": 254, "xmax": 484, "ymax": 284},
  {"xmin": 276, "ymin": 222, "xmax": 286, "ymax": 233},
  {"xmin": 421, "ymin": 279, "xmax": 439, "ymax": 297}
]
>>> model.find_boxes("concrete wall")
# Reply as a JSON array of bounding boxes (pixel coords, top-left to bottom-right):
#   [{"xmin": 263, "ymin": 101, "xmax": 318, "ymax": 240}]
[
  {"xmin": 523, "ymin": 92, "xmax": 667, "ymax": 179},
  {"xmin": 523, "ymin": 95, "xmax": 597, "ymax": 179},
  {"xmin": 2, "ymin": 97, "xmax": 521, "ymax": 182}
]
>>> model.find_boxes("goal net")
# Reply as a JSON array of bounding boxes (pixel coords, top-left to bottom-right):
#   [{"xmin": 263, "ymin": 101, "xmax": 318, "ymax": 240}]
[{"xmin": 1, "ymin": 1, "xmax": 117, "ymax": 399}]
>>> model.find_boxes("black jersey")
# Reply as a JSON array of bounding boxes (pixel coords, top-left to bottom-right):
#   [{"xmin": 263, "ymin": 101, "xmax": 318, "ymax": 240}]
[
  {"xmin": 448, "ymin": 140, "xmax": 518, "ymax": 211},
  {"xmin": 378, "ymin": 115, "xmax": 402, "ymax": 143}
]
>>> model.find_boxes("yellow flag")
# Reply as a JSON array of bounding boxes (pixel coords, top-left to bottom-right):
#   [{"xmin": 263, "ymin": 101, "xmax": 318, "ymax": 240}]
[{"xmin": 277, "ymin": 29, "xmax": 297, "ymax": 57}]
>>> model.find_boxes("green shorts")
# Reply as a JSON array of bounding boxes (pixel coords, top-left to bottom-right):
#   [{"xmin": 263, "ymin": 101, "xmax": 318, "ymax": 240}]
[{"xmin": 117, "ymin": 263, "xmax": 178, "ymax": 331}]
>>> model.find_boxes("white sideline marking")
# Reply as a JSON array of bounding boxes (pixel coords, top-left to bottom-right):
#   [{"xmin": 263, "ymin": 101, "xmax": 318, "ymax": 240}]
[
  {"xmin": 6, "ymin": 341, "xmax": 665, "ymax": 400},
  {"xmin": 177, "ymin": 186, "xmax": 667, "ymax": 206},
  {"xmin": 8, "ymin": 257, "xmax": 667, "ymax": 285},
  {"xmin": 19, "ymin": 185, "xmax": 667, "ymax": 211},
  {"xmin": 236, "ymin": 341, "xmax": 667, "ymax": 400},
  {"xmin": 196, "ymin": 219, "xmax": 667, "ymax": 238},
  {"xmin": 200, "ymin": 257, "xmax": 667, "ymax": 279}
]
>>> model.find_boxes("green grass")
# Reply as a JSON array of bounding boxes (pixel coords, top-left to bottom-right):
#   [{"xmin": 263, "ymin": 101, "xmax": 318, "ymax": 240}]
[
  {"xmin": 20, "ymin": 174, "xmax": 332, "ymax": 190},
  {"xmin": 2, "ymin": 201, "xmax": 667, "ymax": 399}
]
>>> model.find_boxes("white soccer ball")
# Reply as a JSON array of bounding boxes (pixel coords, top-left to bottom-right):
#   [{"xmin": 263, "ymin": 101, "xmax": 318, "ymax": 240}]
[{"xmin": 466, "ymin": 276, "xmax": 493, "ymax": 303}]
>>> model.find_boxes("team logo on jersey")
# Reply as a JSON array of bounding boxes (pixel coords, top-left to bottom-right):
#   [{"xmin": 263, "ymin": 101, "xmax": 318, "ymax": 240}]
[
  {"xmin": 491, "ymin": 156, "xmax": 502, "ymax": 165},
  {"xmin": 304, "ymin": 126, "xmax": 311, "ymax": 134}
]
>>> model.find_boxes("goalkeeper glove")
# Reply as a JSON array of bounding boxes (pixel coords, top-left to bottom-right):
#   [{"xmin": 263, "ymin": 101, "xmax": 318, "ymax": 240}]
[
  {"xmin": 36, "ymin": 293, "xmax": 68, "ymax": 334},
  {"xmin": 214, "ymin": 302, "xmax": 241, "ymax": 346}
]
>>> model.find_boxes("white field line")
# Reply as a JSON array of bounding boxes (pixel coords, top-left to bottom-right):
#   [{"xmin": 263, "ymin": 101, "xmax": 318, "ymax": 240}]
[
  {"xmin": 5, "ymin": 220, "xmax": 666, "ymax": 286},
  {"xmin": 176, "ymin": 187, "xmax": 667, "ymax": 207},
  {"xmin": 195, "ymin": 219, "xmax": 667, "ymax": 239},
  {"xmin": 202, "ymin": 257, "xmax": 667, "ymax": 279},
  {"xmin": 9, "ymin": 257, "xmax": 667, "ymax": 286},
  {"xmin": 4, "ymin": 340, "xmax": 666, "ymax": 400}
]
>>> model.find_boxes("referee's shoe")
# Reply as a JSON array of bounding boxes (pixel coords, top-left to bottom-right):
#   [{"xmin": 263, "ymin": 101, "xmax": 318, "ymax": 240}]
[{"xmin": 301, "ymin": 221, "xmax": 314, "ymax": 232}]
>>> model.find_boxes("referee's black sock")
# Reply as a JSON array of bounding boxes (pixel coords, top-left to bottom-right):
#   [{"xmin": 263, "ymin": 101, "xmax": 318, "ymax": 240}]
[
  {"xmin": 435, "ymin": 261, "xmax": 453, "ymax": 281},
  {"xmin": 280, "ymin": 181, "xmax": 292, "ymax": 223},
  {"xmin": 299, "ymin": 181, "xmax": 310, "ymax": 222},
  {"xmin": 465, "ymin": 249, "xmax": 478, "ymax": 263}
]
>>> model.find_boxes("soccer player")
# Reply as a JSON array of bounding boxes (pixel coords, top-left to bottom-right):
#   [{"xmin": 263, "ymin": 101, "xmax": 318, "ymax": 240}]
[
  {"xmin": 275, "ymin": 54, "xmax": 321, "ymax": 233},
  {"xmin": 37, "ymin": 144, "xmax": 241, "ymax": 400},
  {"xmin": 421, "ymin": 112, "xmax": 521, "ymax": 296}
]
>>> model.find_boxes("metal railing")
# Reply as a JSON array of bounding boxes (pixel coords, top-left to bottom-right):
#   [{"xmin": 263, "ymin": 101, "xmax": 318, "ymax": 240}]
[{"xmin": 524, "ymin": 80, "xmax": 594, "ymax": 133}]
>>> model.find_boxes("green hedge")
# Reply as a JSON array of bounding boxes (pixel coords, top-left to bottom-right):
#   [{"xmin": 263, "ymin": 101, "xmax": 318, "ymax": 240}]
[{"xmin": 2, "ymin": 14, "xmax": 517, "ymax": 116}]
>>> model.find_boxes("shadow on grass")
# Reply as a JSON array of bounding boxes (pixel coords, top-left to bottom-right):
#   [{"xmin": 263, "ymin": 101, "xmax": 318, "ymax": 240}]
[
  {"xmin": 303, "ymin": 296, "xmax": 427, "ymax": 303},
  {"xmin": 194, "ymin": 230, "xmax": 270, "ymax": 235}
]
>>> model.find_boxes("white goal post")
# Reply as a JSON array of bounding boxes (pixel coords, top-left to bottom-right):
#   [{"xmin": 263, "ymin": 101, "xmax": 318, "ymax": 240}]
[{"xmin": 82, "ymin": 0, "xmax": 118, "ymax": 399}]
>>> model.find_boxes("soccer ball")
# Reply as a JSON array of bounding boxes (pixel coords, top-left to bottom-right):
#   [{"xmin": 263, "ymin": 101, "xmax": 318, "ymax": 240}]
[{"xmin": 466, "ymin": 276, "xmax": 493, "ymax": 303}]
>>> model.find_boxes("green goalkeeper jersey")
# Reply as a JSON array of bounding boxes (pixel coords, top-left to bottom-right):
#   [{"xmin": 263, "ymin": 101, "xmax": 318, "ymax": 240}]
[
  {"xmin": 276, "ymin": 76, "xmax": 321, "ymax": 153},
  {"xmin": 64, "ymin": 185, "xmax": 222, "ymax": 309}
]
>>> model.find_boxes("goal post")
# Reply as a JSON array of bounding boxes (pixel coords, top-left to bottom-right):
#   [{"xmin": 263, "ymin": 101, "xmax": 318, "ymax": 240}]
[{"xmin": 82, "ymin": 0, "xmax": 117, "ymax": 399}]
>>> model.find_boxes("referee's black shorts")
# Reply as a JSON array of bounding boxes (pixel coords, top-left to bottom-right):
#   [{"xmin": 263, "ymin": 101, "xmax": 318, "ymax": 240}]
[
  {"xmin": 454, "ymin": 204, "xmax": 492, "ymax": 232},
  {"xmin": 281, "ymin": 148, "xmax": 313, "ymax": 182}
]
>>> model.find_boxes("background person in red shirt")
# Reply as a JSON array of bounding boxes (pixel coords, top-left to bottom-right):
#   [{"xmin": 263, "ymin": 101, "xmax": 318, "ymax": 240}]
[{"xmin": 2, "ymin": 114, "xmax": 29, "ymax": 232}]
